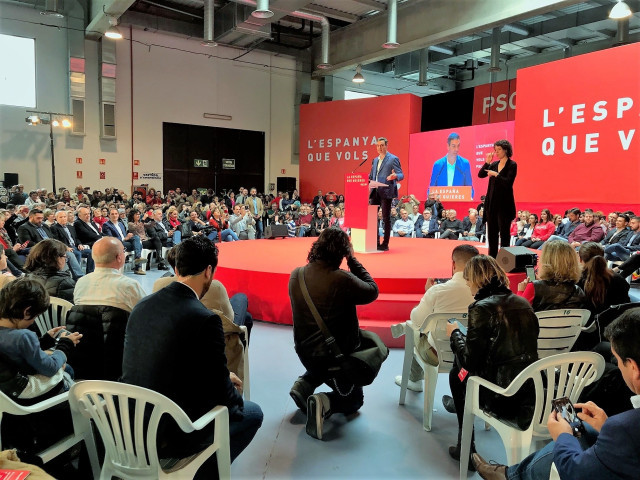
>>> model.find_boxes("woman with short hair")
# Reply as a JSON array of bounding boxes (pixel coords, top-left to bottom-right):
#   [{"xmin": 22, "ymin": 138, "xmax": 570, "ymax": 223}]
[{"xmin": 23, "ymin": 239, "xmax": 76, "ymax": 303}]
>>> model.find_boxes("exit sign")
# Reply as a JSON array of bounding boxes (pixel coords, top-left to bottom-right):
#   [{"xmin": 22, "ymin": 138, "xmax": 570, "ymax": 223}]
[{"xmin": 194, "ymin": 158, "xmax": 209, "ymax": 168}]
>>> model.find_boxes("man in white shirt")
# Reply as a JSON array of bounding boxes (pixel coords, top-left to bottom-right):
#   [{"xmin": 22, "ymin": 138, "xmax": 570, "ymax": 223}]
[
  {"xmin": 74, "ymin": 237, "xmax": 146, "ymax": 312},
  {"xmin": 392, "ymin": 208, "xmax": 414, "ymax": 237},
  {"xmin": 393, "ymin": 244, "xmax": 479, "ymax": 392}
]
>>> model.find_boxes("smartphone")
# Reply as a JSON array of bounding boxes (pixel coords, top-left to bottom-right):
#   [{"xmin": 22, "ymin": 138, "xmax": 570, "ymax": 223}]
[
  {"xmin": 448, "ymin": 318, "xmax": 468, "ymax": 336},
  {"xmin": 526, "ymin": 266, "xmax": 536, "ymax": 282},
  {"xmin": 552, "ymin": 396, "xmax": 586, "ymax": 437},
  {"xmin": 55, "ymin": 329, "xmax": 71, "ymax": 339}
]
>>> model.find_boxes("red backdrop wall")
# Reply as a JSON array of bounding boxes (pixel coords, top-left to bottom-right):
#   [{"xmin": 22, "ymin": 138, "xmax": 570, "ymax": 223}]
[
  {"xmin": 299, "ymin": 94, "xmax": 422, "ymax": 202},
  {"xmin": 515, "ymin": 42, "xmax": 640, "ymax": 213}
]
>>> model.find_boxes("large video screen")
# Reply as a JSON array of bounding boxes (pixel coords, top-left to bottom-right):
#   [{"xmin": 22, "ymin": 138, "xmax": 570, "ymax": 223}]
[{"xmin": 407, "ymin": 121, "xmax": 514, "ymax": 202}]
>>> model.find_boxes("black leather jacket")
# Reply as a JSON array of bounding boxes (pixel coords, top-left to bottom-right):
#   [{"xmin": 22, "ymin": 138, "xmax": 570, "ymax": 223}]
[
  {"xmin": 451, "ymin": 278, "xmax": 539, "ymax": 427},
  {"xmin": 531, "ymin": 280, "xmax": 586, "ymax": 312}
]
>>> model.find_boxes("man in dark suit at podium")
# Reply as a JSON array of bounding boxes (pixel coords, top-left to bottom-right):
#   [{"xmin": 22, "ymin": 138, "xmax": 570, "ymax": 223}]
[{"xmin": 369, "ymin": 137, "xmax": 404, "ymax": 252}]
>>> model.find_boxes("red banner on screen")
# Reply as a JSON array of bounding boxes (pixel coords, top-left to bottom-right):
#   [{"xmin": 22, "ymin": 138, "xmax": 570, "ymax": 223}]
[
  {"xmin": 299, "ymin": 94, "xmax": 422, "ymax": 202},
  {"xmin": 515, "ymin": 43, "xmax": 640, "ymax": 207},
  {"xmin": 472, "ymin": 79, "xmax": 517, "ymax": 124},
  {"xmin": 408, "ymin": 121, "xmax": 515, "ymax": 202}
]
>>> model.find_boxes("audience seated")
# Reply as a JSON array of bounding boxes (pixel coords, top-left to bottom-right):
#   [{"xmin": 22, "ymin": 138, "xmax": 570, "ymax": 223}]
[
  {"xmin": 447, "ymin": 255, "xmax": 539, "ymax": 470},
  {"xmin": 601, "ymin": 213, "xmax": 631, "ymax": 247},
  {"xmin": 0, "ymin": 278, "xmax": 81, "ymax": 451},
  {"xmin": 74, "ymin": 237, "xmax": 146, "ymax": 312},
  {"xmin": 229, "ymin": 204, "xmax": 256, "ymax": 240},
  {"xmin": 207, "ymin": 206, "xmax": 239, "ymax": 242},
  {"xmin": 122, "ymin": 237, "xmax": 263, "ymax": 476},
  {"xmin": 424, "ymin": 192, "xmax": 444, "ymax": 219},
  {"xmin": 440, "ymin": 209, "xmax": 463, "ymax": 240},
  {"xmin": 568, "ymin": 209, "xmax": 605, "ymax": 249},
  {"xmin": 605, "ymin": 215, "xmax": 640, "ymax": 262},
  {"xmin": 127, "ymin": 209, "xmax": 168, "ymax": 271},
  {"xmin": 51, "ymin": 210, "xmax": 94, "ymax": 275},
  {"xmin": 309, "ymin": 207, "xmax": 328, "ymax": 237},
  {"xmin": 517, "ymin": 240, "xmax": 586, "ymax": 311},
  {"xmin": 540, "ymin": 207, "xmax": 581, "ymax": 248},
  {"xmin": 328, "ymin": 206, "xmax": 348, "ymax": 233},
  {"xmin": 514, "ymin": 212, "xmax": 537, "ymax": 245},
  {"xmin": 393, "ymin": 245, "xmax": 479, "ymax": 393},
  {"xmin": 0, "ymin": 211, "xmax": 27, "ymax": 271},
  {"xmin": 473, "ymin": 307, "xmax": 640, "ymax": 480},
  {"xmin": 0, "ymin": 245, "xmax": 17, "ymax": 289},
  {"xmin": 73, "ymin": 207, "xmax": 103, "ymax": 247},
  {"xmin": 23, "ymin": 239, "xmax": 76, "ymax": 303},
  {"xmin": 517, "ymin": 209, "xmax": 555, "ymax": 249},
  {"xmin": 460, "ymin": 208, "xmax": 484, "ymax": 241},
  {"xmin": 392, "ymin": 208, "xmax": 414, "ymax": 237}
]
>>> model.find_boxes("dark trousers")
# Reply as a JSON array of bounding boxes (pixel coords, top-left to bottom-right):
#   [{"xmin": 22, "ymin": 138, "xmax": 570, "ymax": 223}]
[
  {"xmin": 141, "ymin": 237, "xmax": 165, "ymax": 265},
  {"xmin": 487, "ymin": 215, "xmax": 511, "ymax": 258},
  {"xmin": 619, "ymin": 253, "xmax": 640, "ymax": 278},
  {"xmin": 370, "ymin": 189, "xmax": 391, "ymax": 246},
  {"xmin": 300, "ymin": 370, "xmax": 364, "ymax": 415}
]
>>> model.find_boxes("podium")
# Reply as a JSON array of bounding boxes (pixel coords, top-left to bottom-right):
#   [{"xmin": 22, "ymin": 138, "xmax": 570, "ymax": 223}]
[{"xmin": 345, "ymin": 173, "xmax": 385, "ymax": 253}]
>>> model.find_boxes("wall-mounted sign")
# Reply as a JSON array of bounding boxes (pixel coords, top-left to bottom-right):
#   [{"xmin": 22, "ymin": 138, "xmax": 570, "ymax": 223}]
[
  {"xmin": 99, "ymin": 172, "xmax": 106, "ymax": 179},
  {"xmin": 140, "ymin": 172, "xmax": 162, "ymax": 180},
  {"xmin": 76, "ymin": 171, "xmax": 83, "ymax": 179},
  {"xmin": 222, "ymin": 158, "xmax": 235, "ymax": 170},
  {"xmin": 75, "ymin": 157, "xmax": 82, "ymax": 164},
  {"xmin": 194, "ymin": 158, "xmax": 209, "ymax": 168},
  {"xmin": 99, "ymin": 158, "xmax": 106, "ymax": 165},
  {"xmin": 134, "ymin": 159, "xmax": 140, "ymax": 166},
  {"xmin": 133, "ymin": 172, "xmax": 139, "ymax": 180}
]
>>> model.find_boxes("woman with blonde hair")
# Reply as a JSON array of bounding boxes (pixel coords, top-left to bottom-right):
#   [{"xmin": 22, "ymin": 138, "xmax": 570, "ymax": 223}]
[
  {"xmin": 446, "ymin": 255, "xmax": 538, "ymax": 469},
  {"xmin": 517, "ymin": 239, "xmax": 585, "ymax": 311}
]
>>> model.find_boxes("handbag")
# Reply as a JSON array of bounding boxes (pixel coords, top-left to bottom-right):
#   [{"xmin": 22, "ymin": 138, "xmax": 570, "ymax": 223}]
[{"xmin": 297, "ymin": 268, "xmax": 389, "ymax": 386}]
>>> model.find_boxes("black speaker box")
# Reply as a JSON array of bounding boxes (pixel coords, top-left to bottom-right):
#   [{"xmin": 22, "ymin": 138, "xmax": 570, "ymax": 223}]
[
  {"xmin": 4, "ymin": 173, "xmax": 18, "ymax": 187},
  {"xmin": 496, "ymin": 246, "xmax": 538, "ymax": 273},
  {"xmin": 264, "ymin": 224, "xmax": 288, "ymax": 239}
]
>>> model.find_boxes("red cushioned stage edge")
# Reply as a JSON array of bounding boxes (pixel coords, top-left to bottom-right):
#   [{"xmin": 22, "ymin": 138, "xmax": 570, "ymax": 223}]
[{"xmin": 214, "ymin": 238, "xmax": 526, "ymax": 347}]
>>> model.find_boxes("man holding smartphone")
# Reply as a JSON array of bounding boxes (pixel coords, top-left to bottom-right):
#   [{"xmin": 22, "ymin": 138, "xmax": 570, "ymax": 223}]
[{"xmin": 473, "ymin": 307, "xmax": 640, "ymax": 480}]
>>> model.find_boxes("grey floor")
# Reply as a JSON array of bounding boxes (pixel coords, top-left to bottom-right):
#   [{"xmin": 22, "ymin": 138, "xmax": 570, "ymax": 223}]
[{"xmin": 130, "ymin": 268, "xmax": 525, "ymax": 479}]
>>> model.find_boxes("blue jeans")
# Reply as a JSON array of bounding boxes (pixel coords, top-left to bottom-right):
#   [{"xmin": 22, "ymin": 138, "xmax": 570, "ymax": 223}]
[
  {"xmin": 605, "ymin": 243, "xmax": 631, "ymax": 261},
  {"xmin": 538, "ymin": 235, "xmax": 568, "ymax": 249},
  {"xmin": 230, "ymin": 293, "xmax": 253, "ymax": 339},
  {"xmin": 65, "ymin": 251, "xmax": 84, "ymax": 280},
  {"xmin": 122, "ymin": 235, "xmax": 142, "ymax": 258},
  {"xmin": 171, "ymin": 229, "xmax": 182, "ymax": 245},
  {"xmin": 255, "ymin": 219, "xmax": 263, "ymax": 239},
  {"xmin": 71, "ymin": 247, "xmax": 95, "ymax": 273},
  {"xmin": 506, "ymin": 427, "xmax": 598, "ymax": 480},
  {"xmin": 220, "ymin": 229, "xmax": 238, "ymax": 242},
  {"xmin": 298, "ymin": 226, "xmax": 309, "ymax": 237}
]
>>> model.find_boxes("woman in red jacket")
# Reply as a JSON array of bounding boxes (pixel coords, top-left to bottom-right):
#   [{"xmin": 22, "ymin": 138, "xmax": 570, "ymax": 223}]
[
  {"xmin": 518, "ymin": 209, "xmax": 555, "ymax": 249},
  {"xmin": 208, "ymin": 207, "xmax": 239, "ymax": 242}
]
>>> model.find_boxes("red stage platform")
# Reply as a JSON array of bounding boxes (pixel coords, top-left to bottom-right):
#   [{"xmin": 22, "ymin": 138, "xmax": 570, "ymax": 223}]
[{"xmin": 215, "ymin": 238, "xmax": 525, "ymax": 348}]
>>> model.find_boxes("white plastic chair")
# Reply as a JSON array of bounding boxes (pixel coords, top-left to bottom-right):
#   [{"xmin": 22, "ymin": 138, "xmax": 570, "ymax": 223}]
[
  {"xmin": 69, "ymin": 380, "xmax": 231, "ymax": 480},
  {"xmin": 33, "ymin": 297, "xmax": 74, "ymax": 335},
  {"xmin": 141, "ymin": 248, "xmax": 154, "ymax": 271},
  {"xmin": 398, "ymin": 313, "xmax": 468, "ymax": 431},
  {"xmin": 459, "ymin": 351, "xmax": 605, "ymax": 479},
  {"xmin": 0, "ymin": 389, "xmax": 101, "ymax": 476},
  {"xmin": 549, "ymin": 463, "xmax": 560, "ymax": 480},
  {"xmin": 536, "ymin": 309, "xmax": 591, "ymax": 358}
]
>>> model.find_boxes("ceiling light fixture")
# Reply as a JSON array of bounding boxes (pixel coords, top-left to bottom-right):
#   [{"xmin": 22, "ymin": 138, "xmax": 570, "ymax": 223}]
[
  {"xmin": 252, "ymin": 0, "xmax": 273, "ymax": 19},
  {"xmin": 105, "ymin": 16, "xmax": 123, "ymax": 39},
  {"xmin": 40, "ymin": 0, "xmax": 64, "ymax": 18},
  {"xmin": 352, "ymin": 65, "xmax": 365, "ymax": 83},
  {"xmin": 609, "ymin": 0, "xmax": 632, "ymax": 19}
]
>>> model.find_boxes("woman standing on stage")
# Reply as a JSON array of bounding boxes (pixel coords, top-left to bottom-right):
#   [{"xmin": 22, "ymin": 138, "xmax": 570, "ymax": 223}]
[{"xmin": 479, "ymin": 139, "xmax": 517, "ymax": 258}]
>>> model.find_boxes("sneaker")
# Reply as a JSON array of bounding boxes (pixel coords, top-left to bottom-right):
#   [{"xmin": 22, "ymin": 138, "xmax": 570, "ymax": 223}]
[
  {"xmin": 290, "ymin": 377, "xmax": 315, "ymax": 413},
  {"xmin": 377, "ymin": 243, "xmax": 389, "ymax": 251},
  {"xmin": 134, "ymin": 268, "xmax": 146, "ymax": 275},
  {"xmin": 394, "ymin": 375, "xmax": 423, "ymax": 392},
  {"xmin": 157, "ymin": 263, "xmax": 169, "ymax": 270},
  {"xmin": 306, "ymin": 393, "xmax": 331, "ymax": 440},
  {"xmin": 442, "ymin": 394, "xmax": 457, "ymax": 414}
]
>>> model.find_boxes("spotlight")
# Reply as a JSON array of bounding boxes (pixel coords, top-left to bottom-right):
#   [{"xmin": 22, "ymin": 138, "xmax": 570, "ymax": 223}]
[
  {"xmin": 62, "ymin": 119, "xmax": 72, "ymax": 128},
  {"xmin": 610, "ymin": 0, "xmax": 632, "ymax": 19},
  {"xmin": 105, "ymin": 16, "xmax": 123, "ymax": 39},
  {"xmin": 352, "ymin": 64, "xmax": 365, "ymax": 83},
  {"xmin": 26, "ymin": 115, "xmax": 40, "ymax": 125},
  {"xmin": 52, "ymin": 119, "xmax": 60, "ymax": 127}
]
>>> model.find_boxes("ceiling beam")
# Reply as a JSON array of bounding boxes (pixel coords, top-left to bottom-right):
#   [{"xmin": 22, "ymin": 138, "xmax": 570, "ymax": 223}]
[
  {"xmin": 348, "ymin": 0, "xmax": 385, "ymax": 11},
  {"xmin": 302, "ymin": 5, "xmax": 359, "ymax": 23},
  {"xmin": 310, "ymin": 0, "xmax": 591, "ymax": 75}
]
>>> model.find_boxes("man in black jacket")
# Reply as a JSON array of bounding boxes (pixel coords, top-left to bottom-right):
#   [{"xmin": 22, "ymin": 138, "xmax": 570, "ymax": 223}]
[
  {"xmin": 51, "ymin": 210, "xmax": 94, "ymax": 274},
  {"xmin": 122, "ymin": 237, "xmax": 263, "ymax": 476},
  {"xmin": 74, "ymin": 207, "xmax": 102, "ymax": 247},
  {"xmin": 17, "ymin": 208, "xmax": 83, "ymax": 279}
]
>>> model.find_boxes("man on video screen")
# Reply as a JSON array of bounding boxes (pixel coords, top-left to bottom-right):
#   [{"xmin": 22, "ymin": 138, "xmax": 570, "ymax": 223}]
[{"xmin": 428, "ymin": 132, "xmax": 474, "ymax": 198}]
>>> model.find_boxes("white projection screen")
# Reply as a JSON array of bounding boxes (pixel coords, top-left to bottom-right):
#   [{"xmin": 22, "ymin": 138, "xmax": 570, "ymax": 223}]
[{"xmin": 0, "ymin": 34, "xmax": 36, "ymax": 108}]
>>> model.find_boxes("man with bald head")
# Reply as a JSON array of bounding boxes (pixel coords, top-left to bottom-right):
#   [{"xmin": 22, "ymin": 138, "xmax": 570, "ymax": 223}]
[
  {"xmin": 51, "ymin": 210, "xmax": 95, "ymax": 274},
  {"xmin": 74, "ymin": 237, "xmax": 146, "ymax": 312},
  {"xmin": 74, "ymin": 206, "xmax": 103, "ymax": 247}
]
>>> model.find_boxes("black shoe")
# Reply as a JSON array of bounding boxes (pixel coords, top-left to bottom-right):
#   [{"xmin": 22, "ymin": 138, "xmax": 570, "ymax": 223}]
[
  {"xmin": 448, "ymin": 444, "xmax": 476, "ymax": 472},
  {"xmin": 442, "ymin": 394, "xmax": 457, "ymax": 414},
  {"xmin": 290, "ymin": 377, "xmax": 315, "ymax": 413},
  {"xmin": 306, "ymin": 393, "xmax": 331, "ymax": 440},
  {"xmin": 157, "ymin": 264, "xmax": 169, "ymax": 270},
  {"xmin": 377, "ymin": 244, "xmax": 389, "ymax": 251}
]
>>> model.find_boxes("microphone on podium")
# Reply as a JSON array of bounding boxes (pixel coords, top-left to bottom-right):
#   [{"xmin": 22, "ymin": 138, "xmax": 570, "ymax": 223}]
[{"xmin": 352, "ymin": 157, "xmax": 370, "ymax": 174}]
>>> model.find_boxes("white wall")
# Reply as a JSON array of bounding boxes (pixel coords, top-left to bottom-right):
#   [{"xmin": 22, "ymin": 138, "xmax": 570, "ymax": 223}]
[{"xmin": 0, "ymin": 3, "xmax": 297, "ymax": 195}]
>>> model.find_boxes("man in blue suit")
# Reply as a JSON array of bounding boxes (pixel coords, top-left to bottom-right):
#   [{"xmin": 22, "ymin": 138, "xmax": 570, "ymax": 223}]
[
  {"xmin": 102, "ymin": 208, "xmax": 145, "ymax": 274},
  {"xmin": 429, "ymin": 132, "xmax": 474, "ymax": 198},
  {"xmin": 473, "ymin": 307, "xmax": 640, "ymax": 480},
  {"xmin": 369, "ymin": 137, "xmax": 404, "ymax": 251}
]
